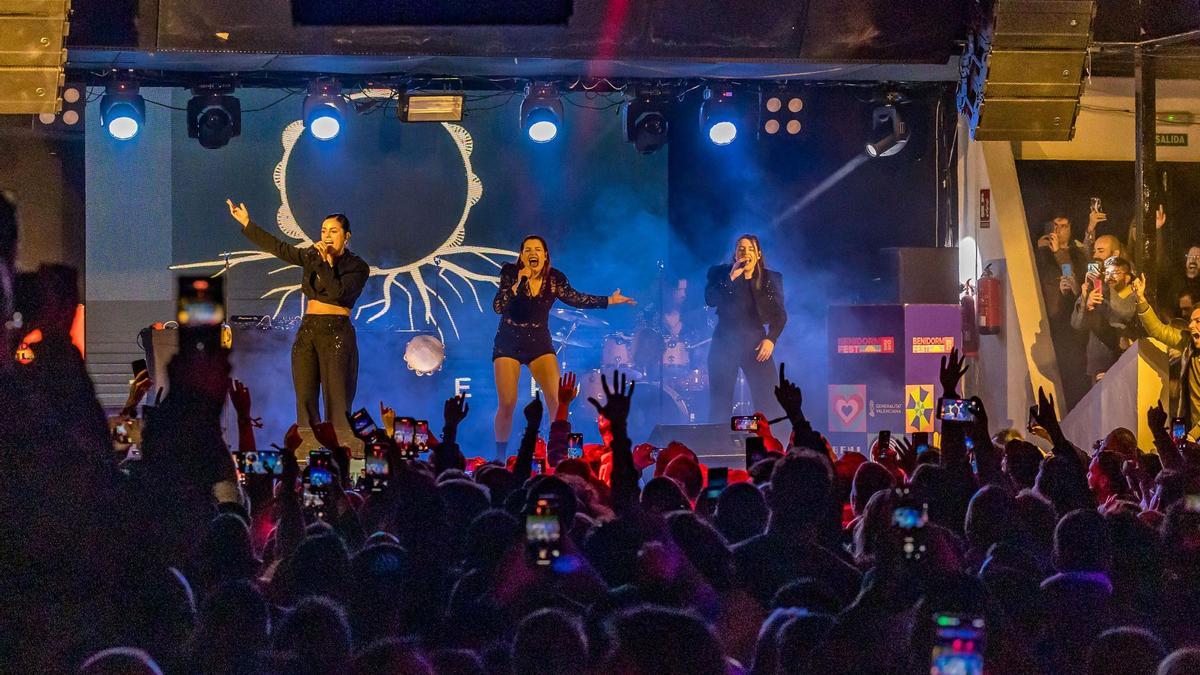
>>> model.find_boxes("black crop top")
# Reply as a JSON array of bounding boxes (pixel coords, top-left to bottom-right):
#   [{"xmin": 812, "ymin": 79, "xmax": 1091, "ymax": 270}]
[
  {"xmin": 492, "ymin": 263, "xmax": 608, "ymax": 327},
  {"xmin": 242, "ymin": 220, "xmax": 371, "ymax": 309}
]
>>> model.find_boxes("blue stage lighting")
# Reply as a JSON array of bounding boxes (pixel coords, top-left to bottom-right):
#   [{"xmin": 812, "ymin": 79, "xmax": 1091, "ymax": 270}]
[
  {"xmin": 526, "ymin": 109, "xmax": 559, "ymax": 143},
  {"xmin": 708, "ymin": 120, "xmax": 737, "ymax": 146},
  {"xmin": 521, "ymin": 82, "xmax": 563, "ymax": 144},
  {"xmin": 99, "ymin": 81, "xmax": 145, "ymax": 141},
  {"xmin": 303, "ymin": 79, "xmax": 347, "ymax": 141},
  {"xmin": 699, "ymin": 85, "xmax": 744, "ymax": 147},
  {"xmin": 308, "ymin": 107, "xmax": 342, "ymax": 141}
]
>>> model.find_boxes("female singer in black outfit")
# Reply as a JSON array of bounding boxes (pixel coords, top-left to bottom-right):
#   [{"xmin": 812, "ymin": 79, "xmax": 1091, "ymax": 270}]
[
  {"xmin": 705, "ymin": 234, "xmax": 787, "ymax": 422},
  {"xmin": 492, "ymin": 235, "xmax": 636, "ymax": 456},
  {"xmin": 227, "ymin": 199, "xmax": 371, "ymax": 432}
]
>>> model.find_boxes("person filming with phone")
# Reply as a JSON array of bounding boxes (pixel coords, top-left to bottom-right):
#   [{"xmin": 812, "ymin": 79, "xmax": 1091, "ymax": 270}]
[
  {"xmin": 1036, "ymin": 213, "xmax": 1089, "ymax": 304},
  {"xmin": 1036, "ymin": 213, "xmax": 1091, "ymax": 405},
  {"xmin": 1133, "ymin": 273, "xmax": 1200, "ymax": 440},
  {"xmin": 1071, "ymin": 256, "xmax": 1140, "ymax": 383}
]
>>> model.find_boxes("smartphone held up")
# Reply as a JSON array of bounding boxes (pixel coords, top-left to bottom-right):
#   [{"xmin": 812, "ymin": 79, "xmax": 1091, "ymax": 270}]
[
  {"xmin": 731, "ymin": 415, "xmax": 758, "ymax": 432},
  {"xmin": 526, "ymin": 495, "xmax": 562, "ymax": 567}
]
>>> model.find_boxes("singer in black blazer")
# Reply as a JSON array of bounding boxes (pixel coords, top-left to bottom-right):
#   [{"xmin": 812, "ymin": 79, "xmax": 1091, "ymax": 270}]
[{"xmin": 704, "ymin": 235, "xmax": 787, "ymax": 422}]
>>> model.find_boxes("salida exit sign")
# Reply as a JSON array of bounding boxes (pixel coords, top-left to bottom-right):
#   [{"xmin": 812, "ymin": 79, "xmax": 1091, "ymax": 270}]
[{"xmin": 1157, "ymin": 133, "xmax": 1188, "ymax": 147}]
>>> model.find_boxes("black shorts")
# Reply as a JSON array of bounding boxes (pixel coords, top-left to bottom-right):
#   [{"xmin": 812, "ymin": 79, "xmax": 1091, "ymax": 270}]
[{"xmin": 493, "ymin": 323, "xmax": 555, "ymax": 365}]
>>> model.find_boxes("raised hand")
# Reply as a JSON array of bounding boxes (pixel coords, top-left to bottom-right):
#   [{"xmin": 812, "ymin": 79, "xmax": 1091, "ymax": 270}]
[
  {"xmin": 1148, "ymin": 401, "xmax": 1168, "ymax": 435},
  {"xmin": 586, "ymin": 369, "xmax": 636, "ymax": 430},
  {"xmin": 380, "ymin": 401, "xmax": 396, "ymax": 437},
  {"xmin": 229, "ymin": 379, "xmax": 259, "ymax": 424},
  {"xmin": 1130, "ymin": 273, "xmax": 1147, "ymax": 303},
  {"xmin": 1086, "ymin": 288, "xmax": 1104, "ymax": 311},
  {"xmin": 1087, "ymin": 209, "xmax": 1107, "ymax": 232},
  {"xmin": 279, "ymin": 424, "xmax": 302, "ymax": 488},
  {"xmin": 226, "ymin": 198, "xmax": 250, "ymax": 227},
  {"xmin": 313, "ymin": 421, "xmax": 340, "ymax": 450},
  {"xmin": 773, "ymin": 362, "xmax": 804, "ymax": 422},
  {"xmin": 444, "ymin": 393, "xmax": 470, "ymax": 428},
  {"xmin": 523, "ymin": 391, "xmax": 544, "ymax": 430},
  {"xmin": 123, "ymin": 368, "xmax": 153, "ymax": 416},
  {"xmin": 939, "ymin": 348, "xmax": 969, "ymax": 398},
  {"xmin": 283, "ymin": 423, "xmax": 303, "ymax": 453},
  {"xmin": 1031, "ymin": 387, "xmax": 1063, "ymax": 444},
  {"xmin": 609, "ymin": 289, "xmax": 637, "ymax": 306},
  {"xmin": 558, "ymin": 372, "xmax": 579, "ymax": 407},
  {"xmin": 1157, "ymin": 204, "xmax": 1167, "ymax": 231}
]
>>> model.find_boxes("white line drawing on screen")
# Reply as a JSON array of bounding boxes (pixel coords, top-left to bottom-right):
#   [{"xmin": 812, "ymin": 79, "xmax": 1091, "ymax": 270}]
[{"xmin": 172, "ymin": 89, "xmax": 516, "ymax": 341}]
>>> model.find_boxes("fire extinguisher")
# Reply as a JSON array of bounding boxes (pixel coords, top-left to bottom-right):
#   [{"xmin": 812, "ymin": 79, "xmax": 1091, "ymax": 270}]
[
  {"xmin": 961, "ymin": 279, "xmax": 980, "ymax": 357},
  {"xmin": 977, "ymin": 263, "xmax": 1003, "ymax": 335}
]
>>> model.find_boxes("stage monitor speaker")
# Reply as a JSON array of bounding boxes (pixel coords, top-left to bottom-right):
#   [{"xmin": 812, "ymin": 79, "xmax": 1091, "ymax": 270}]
[
  {"xmin": 0, "ymin": 0, "xmax": 69, "ymax": 114},
  {"xmin": 959, "ymin": 0, "xmax": 1096, "ymax": 142},
  {"xmin": 881, "ymin": 247, "xmax": 960, "ymax": 305},
  {"xmin": 648, "ymin": 423, "xmax": 749, "ymax": 470}
]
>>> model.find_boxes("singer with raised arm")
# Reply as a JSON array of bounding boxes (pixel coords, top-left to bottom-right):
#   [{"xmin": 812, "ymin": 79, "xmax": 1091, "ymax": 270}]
[
  {"xmin": 227, "ymin": 199, "xmax": 370, "ymax": 436},
  {"xmin": 492, "ymin": 235, "xmax": 636, "ymax": 458},
  {"xmin": 705, "ymin": 234, "xmax": 787, "ymax": 422}
]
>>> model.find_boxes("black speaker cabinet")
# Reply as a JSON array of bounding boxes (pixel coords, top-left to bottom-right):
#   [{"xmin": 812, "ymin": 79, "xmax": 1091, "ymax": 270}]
[
  {"xmin": 960, "ymin": 0, "xmax": 1097, "ymax": 141},
  {"xmin": 881, "ymin": 247, "xmax": 961, "ymax": 305}
]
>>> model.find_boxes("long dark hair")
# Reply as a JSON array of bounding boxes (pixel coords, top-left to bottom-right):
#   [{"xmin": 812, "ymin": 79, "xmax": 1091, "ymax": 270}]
[{"xmin": 731, "ymin": 234, "xmax": 766, "ymax": 288}]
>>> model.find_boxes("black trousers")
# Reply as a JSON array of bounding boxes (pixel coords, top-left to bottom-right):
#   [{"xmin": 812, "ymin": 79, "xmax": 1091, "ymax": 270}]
[
  {"xmin": 291, "ymin": 315, "xmax": 358, "ymax": 430},
  {"xmin": 707, "ymin": 329, "xmax": 779, "ymax": 422}
]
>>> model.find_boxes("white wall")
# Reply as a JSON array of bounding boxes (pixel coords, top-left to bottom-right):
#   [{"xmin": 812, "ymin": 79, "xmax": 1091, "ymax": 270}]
[
  {"xmin": 1015, "ymin": 77, "xmax": 1200, "ymax": 162},
  {"xmin": 960, "ymin": 134, "xmax": 1065, "ymax": 424}
]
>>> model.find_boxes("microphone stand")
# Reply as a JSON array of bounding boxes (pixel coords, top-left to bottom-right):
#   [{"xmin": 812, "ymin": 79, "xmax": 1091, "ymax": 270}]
[{"xmin": 656, "ymin": 260, "xmax": 665, "ymax": 423}]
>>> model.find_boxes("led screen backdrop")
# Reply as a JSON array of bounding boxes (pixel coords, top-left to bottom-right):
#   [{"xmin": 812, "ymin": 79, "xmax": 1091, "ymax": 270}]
[{"xmin": 87, "ymin": 88, "xmax": 666, "ymax": 444}]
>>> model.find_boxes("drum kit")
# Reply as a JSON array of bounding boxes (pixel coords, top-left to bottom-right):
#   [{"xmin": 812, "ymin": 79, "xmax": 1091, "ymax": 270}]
[{"xmin": 550, "ymin": 306, "xmax": 709, "ymax": 439}]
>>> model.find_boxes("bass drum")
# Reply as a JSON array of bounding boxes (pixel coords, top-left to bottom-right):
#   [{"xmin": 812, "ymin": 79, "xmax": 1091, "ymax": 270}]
[
  {"xmin": 601, "ymin": 333, "xmax": 636, "ymax": 369},
  {"xmin": 579, "ymin": 369, "xmax": 690, "ymax": 442}
]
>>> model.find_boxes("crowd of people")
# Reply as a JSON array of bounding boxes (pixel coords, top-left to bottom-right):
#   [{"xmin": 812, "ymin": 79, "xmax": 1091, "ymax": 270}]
[
  {"xmin": 1036, "ymin": 201, "xmax": 1199, "ymax": 410},
  {"xmin": 10, "ymin": 198, "xmax": 1200, "ymax": 675}
]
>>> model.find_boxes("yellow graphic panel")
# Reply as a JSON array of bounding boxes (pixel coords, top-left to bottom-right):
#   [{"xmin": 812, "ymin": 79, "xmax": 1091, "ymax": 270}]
[{"xmin": 905, "ymin": 384, "xmax": 935, "ymax": 433}]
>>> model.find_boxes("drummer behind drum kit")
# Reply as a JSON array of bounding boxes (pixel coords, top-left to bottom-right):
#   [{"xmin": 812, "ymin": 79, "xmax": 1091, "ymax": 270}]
[{"xmin": 549, "ymin": 307, "xmax": 710, "ymax": 440}]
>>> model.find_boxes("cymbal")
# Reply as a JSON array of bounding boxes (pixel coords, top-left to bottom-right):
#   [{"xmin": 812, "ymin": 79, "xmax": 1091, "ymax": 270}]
[
  {"xmin": 552, "ymin": 334, "xmax": 593, "ymax": 349},
  {"xmin": 549, "ymin": 307, "xmax": 609, "ymax": 328}
]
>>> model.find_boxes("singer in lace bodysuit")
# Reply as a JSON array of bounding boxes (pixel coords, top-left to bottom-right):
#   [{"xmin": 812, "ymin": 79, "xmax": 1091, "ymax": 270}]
[{"xmin": 491, "ymin": 235, "xmax": 636, "ymax": 457}]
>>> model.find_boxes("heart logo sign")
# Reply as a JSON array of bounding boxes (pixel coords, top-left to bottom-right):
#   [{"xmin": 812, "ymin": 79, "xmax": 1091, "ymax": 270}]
[
  {"xmin": 828, "ymin": 384, "xmax": 868, "ymax": 433},
  {"xmin": 835, "ymin": 396, "xmax": 863, "ymax": 426}
]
